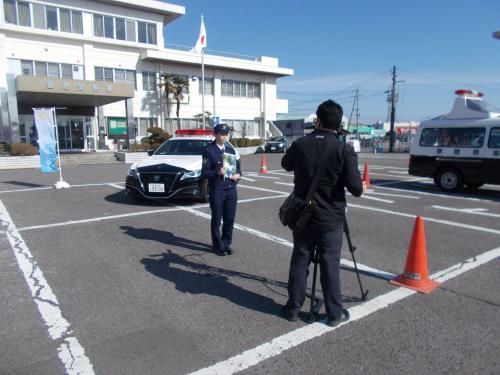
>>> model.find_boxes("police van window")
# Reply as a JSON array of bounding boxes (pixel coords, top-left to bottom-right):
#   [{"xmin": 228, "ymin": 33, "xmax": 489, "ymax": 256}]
[
  {"xmin": 488, "ymin": 128, "xmax": 500, "ymax": 149},
  {"xmin": 419, "ymin": 128, "xmax": 439, "ymax": 147},
  {"xmin": 466, "ymin": 99, "xmax": 500, "ymax": 114},
  {"xmin": 420, "ymin": 127, "xmax": 485, "ymax": 147},
  {"xmin": 155, "ymin": 140, "xmax": 211, "ymax": 155}
]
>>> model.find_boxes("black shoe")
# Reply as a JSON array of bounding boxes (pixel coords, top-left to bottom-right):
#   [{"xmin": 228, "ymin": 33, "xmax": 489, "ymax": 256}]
[
  {"xmin": 282, "ymin": 306, "xmax": 300, "ymax": 322},
  {"xmin": 225, "ymin": 247, "xmax": 234, "ymax": 255},
  {"xmin": 213, "ymin": 248, "xmax": 226, "ymax": 256},
  {"xmin": 326, "ymin": 308, "xmax": 350, "ymax": 327}
]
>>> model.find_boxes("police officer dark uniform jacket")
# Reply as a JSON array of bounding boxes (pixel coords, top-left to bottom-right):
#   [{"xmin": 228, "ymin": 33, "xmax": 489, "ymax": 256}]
[
  {"xmin": 201, "ymin": 124, "xmax": 242, "ymax": 256},
  {"xmin": 282, "ymin": 129, "xmax": 363, "ymax": 231}
]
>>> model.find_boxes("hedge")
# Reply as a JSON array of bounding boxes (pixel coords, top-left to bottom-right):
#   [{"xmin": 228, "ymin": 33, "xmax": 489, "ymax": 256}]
[{"xmin": 10, "ymin": 143, "xmax": 37, "ymax": 156}]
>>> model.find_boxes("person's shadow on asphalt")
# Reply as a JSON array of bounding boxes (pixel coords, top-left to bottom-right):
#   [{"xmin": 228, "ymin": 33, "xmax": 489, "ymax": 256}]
[
  {"xmin": 120, "ymin": 225, "xmax": 212, "ymax": 252},
  {"xmin": 140, "ymin": 251, "xmax": 283, "ymax": 317}
]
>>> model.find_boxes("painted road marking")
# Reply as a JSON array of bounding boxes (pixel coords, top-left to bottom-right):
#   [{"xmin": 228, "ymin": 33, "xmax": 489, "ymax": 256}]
[
  {"xmin": 108, "ymin": 183, "xmax": 124, "ymax": 190},
  {"xmin": 238, "ymin": 185, "xmax": 289, "ymax": 195},
  {"xmin": 0, "ymin": 181, "xmax": 126, "ymax": 194},
  {"xmin": 361, "ymin": 195, "xmax": 394, "ymax": 204},
  {"xmin": 245, "ymin": 174, "xmax": 281, "ymax": 180},
  {"xmin": 347, "ymin": 203, "xmax": 500, "ymax": 235},
  {"xmin": 274, "ymin": 182, "xmax": 294, "ymax": 187},
  {"xmin": 373, "ymin": 185, "xmax": 482, "ymax": 201},
  {"xmin": 188, "ymin": 245, "xmax": 500, "ymax": 375},
  {"xmin": 0, "ymin": 199, "xmax": 95, "ymax": 374},
  {"xmin": 365, "ymin": 191, "xmax": 420, "ymax": 199},
  {"xmin": 240, "ymin": 176, "xmax": 256, "ymax": 182},
  {"xmin": 432, "ymin": 205, "xmax": 500, "ymax": 218},
  {"xmin": 267, "ymin": 171, "xmax": 294, "ymax": 177},
  {"xmin": 17, "ymin": 195, "xmax": 288, "ymax": 232}
]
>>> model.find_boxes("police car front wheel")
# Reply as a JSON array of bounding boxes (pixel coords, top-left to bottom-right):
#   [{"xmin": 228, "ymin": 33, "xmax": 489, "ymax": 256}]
[{"xmin": 436, "ymin": 168, "xmax": 463, "ymax": 192}]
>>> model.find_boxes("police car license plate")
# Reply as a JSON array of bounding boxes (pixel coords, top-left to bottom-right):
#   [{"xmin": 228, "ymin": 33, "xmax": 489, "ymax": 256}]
[
  {"xmin": 148, "ymin": 183, "xmax": 165, "ymax": 193},
  {"xmin": 271, "ymin": 146, "xmax": 276, "ymax": 150}
]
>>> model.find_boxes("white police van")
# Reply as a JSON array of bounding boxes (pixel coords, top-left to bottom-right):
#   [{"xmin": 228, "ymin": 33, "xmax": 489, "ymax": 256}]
[{"xmin": 409, "ymin": 90, "xmax": 500, "ymax": 192}]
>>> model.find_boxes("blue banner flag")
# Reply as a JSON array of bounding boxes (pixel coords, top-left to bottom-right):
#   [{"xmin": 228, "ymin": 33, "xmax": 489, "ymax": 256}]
[{"xmin": 33, "ymin": 108, "xmax": 58, "ymax": 173}]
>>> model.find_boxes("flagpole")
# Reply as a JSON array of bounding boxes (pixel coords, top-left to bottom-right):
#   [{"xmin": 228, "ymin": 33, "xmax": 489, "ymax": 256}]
[
  {"xmin": 53, "ymin": 107, "xmax": 70, "ymax": 188},
  {"xmin": 201, "ymin": 15, "xmax": 206, "ymax": 130}
]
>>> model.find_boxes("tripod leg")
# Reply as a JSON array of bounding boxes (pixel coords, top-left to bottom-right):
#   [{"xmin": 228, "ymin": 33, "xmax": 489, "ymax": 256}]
[
  {"xmin": 344, "ymin": 218, "xmax": 369, "ymax": 301},
  {"xmin": 308, "ymin": 249, "xmax": 320, "ymax": 323}
]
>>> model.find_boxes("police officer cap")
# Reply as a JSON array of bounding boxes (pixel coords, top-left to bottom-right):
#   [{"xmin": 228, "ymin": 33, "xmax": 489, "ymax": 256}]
[{"xmin": 214, "ymin": 123, "xmax": 230, "ymax": 135}]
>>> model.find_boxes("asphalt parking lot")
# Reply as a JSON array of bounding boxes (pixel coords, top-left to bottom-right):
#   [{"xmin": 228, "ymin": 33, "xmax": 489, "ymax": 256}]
[{"xmin": 1, "ymin": 153, "xmax": 499, "ymax": 374}]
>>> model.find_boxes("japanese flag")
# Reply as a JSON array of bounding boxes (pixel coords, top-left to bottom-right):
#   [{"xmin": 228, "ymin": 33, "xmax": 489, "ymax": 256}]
[{"xmin": 191, "ymin": 18, "xmax": 207, "ymax": 53}]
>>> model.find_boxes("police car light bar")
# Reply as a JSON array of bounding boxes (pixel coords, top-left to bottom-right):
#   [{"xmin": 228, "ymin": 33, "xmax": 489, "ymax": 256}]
[
  {"xmin": 175, "ymin": 129, "xmax": 214, "ymax": 136},
  {"xmin": 454, "ymin": 89, "xmax": 484, "ymax": 98}
]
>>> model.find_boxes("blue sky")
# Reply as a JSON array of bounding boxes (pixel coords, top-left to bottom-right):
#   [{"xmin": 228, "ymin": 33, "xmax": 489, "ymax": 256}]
[{"xmin": 164, "ymin": 0, "xmax": 500, "ymax": 123}]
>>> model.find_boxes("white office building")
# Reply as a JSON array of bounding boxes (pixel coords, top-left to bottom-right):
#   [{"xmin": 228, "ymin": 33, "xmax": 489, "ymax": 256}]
[{"xmin": 0, "ymin": 0, "xmax": 293, "ymax": 150}]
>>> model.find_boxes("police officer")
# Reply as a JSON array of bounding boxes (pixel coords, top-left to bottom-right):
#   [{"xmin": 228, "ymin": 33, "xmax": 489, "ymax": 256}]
[{"xmin": 202, "ymin": 124, "xmax": 242, "ymax": 256}]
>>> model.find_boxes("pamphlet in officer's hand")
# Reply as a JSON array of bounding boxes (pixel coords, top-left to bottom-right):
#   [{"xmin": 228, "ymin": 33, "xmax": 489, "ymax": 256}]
[{"xmin": 223, "ymin": 152, "xmax": 237, "ymax": 179}]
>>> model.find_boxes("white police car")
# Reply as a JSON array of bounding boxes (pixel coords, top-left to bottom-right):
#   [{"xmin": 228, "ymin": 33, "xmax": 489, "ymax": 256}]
[{"xmin": 125, "ymin": 129, "xmax": 239, "ymax": 202}]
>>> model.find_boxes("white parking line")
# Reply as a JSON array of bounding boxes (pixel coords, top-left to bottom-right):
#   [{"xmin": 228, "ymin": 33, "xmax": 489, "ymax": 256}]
[
  {"xmin": 238, "ymin": 184, "xmax": 289, "ymax": 195},
  {"xmin": 361, "ymin": 195, "xmax": 394, "ymax": 204},
  {"xmin": 245, "ymin": 174, "xmax": 281, "ymax": 180},
  {"xmin": 189, "ymin": 245, "xmax": 500, "ymax": 375},
  {"xmin": 432, "ymin": 205, "xmax": 500, "ymax": 218},
  {"xmin": 240, "ymin": 176, "xmax": 256, "ymax": 182},
  {"xmin": 0, "ymin": 199, "xmax": 95, "ymax": 374},
  {"xmin": 0, "ymin": 181, "xmax": 126, "ymax": 194},
  {"xmin": 347, "ymin": 203, "xmax": 500, "ymax": 235},
  {"xmin": 17, "ymin": 195, "xmax": 288, "ymax": 232},
  {"xmin": 267, "ymin": 171, "xmax": 294, "ymax": 177},
  {"xmin": 274, "ymin": 182, "xmax": 294, "ymax": 187},
  {"xmin": 108, "ymin": 183, "xmax": 124, "ymax": 190},
  {"xmin": 365, "ymin": 191, "xmax": 420, "ymax": 199},
  {"xmin": 373, "ymin": 185, "xmax": 482, "ymax": 201}
]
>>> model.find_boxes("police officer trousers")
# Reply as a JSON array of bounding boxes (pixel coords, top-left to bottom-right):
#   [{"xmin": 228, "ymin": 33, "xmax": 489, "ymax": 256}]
[
  {"xmin": 209, "ymin": 185, "xmax": 237, "ymax": 251},
  {"xmin": 286, "ymin": 226, "xmax": 344, "ymax": 319}
]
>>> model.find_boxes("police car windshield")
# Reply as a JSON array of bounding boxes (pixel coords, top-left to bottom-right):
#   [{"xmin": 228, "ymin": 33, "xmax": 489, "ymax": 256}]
[
  {"xmin": 269, "ymin": 137, "xmax": 284, "ymax": 142},
  {"xmin": 155, "ymin": 139, "xmax": 211, "ymax": 155}
]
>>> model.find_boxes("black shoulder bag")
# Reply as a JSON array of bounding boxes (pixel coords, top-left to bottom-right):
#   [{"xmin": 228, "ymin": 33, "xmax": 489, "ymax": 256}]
[{"xmin": 279, "ymin": 137, "xmax": 336, "ymax": 231}]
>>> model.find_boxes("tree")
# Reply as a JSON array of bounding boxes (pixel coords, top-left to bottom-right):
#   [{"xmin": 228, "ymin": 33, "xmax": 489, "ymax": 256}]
[
  {"xmin": 194, "ymin": 111, "xmax": 213, "ymax": 128},
  {"xmin": 158, "ymin": 73, "xmax": 189, "ymax": 130}
]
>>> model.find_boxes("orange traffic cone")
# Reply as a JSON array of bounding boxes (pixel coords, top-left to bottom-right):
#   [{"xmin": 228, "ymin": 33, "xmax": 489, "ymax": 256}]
[
  {"xmin": 259, "ymin": 155, "xmax": 268, "ymax": 174},
  {"xmin": 362, "ymin": 163, "xmax": 371, "ymax": 188},
  {"xmin": 390, "ymin": 215, "xmax": 440, "ymax": 294}
]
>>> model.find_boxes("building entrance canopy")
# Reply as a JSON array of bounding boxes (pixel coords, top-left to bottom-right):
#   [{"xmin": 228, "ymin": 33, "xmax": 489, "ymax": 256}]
[{"xmin": 15, "ymin": 76, "xmax": 134, "ymax": 107}]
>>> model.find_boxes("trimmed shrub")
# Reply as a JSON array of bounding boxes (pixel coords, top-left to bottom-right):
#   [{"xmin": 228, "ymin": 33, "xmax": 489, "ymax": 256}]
[
  {"xmin": 230, "ymin": 138, "xmax": 263, "ymax": 148},
  {"xmin": 0, "ymin": 142, "xmax": 10, "ymax": 153},
  {"xmin": 10, "ymin": 143, "xmax": 37, "ymax": 156}
]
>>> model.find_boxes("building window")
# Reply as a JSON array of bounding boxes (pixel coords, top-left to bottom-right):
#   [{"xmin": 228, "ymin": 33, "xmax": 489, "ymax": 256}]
[
  {"xmin": 35, "ymin": 61, "xmax": 47, "ymax": 76},
  {"xmin": 33, "ymin": 3, "xmax": 45, "ymax": 28},
  {"xmin": 138, "ymin": 21, "xmax": 156, "ymax": 44},
  {"xmin": 60, "ymin": 9, "xmax": 71, "ymax": 32},
  {"xmin": 104, "ymin": 16, "xmax": 114, "ymax": 38},
  {"xmin": 138, "ymin": 118, "xmax": 158, "ymax": 137},
  {"xmin": 115, "ymin": 17, "xmax": 126, "ymax": 40},
  {"xmin": 126, "ymin": 19, "xmax": 136, "ymax": 42},
  {"xmin": 72, "ymin": 11, "xmax": 82, "ymax": 33},
  {"xmin": 95, "ymin": 66, "xmax": 136, "ymax": 89},
  {"xmin": 142, "ymin": 72, "xmax": 156, "ymax": 91},
  {"xmin": 93, "ymin": 14, "xmax": 103, "ymax": 37},
  {"xmin": 3, "ymin": 0, "xmax": 16, "ymax": 24},
  {"xmin": 61, "ymin": 64, "xmax": 72, "ymax": 78},
  {"xmin": 47, "ymin": 63, "xmax": 60, "ymax": 77},
  {"xmin": 45, "ymin": 6, "xmax": 58, "ymax": 31},
  {"xmin": 198, "ymin": 78, "xmax": 213, "ymax": 95},
  {"xmin": 21, "ymin": 60, "xmax": 33, "ymax": 75},
  {"xmin": 17, "ymin": 1, "xmax": 30, "ymax": 26}
]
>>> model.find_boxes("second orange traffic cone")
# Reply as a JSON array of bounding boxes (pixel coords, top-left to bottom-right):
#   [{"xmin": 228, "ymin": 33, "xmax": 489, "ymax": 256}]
[
  {"xmin": 390, "ymin": 215, "xmax": 440, "ymax": 294},
  {"xmin": 362, "ymin": 162, "xmax": 371, "ymax": 188},
  {"xmin": 259, "ymin": 155, "xmax": 268, "ymax": 174}
]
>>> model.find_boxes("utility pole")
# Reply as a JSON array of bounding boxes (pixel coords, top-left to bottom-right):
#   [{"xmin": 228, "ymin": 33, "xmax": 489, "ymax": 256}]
[
  {"xmin": 347, "ymin": 88, "xmax": 359, "ymax": 136},
  {"xmin": 355, "ymin": 87, "xmax": 360, "ymax": 138},
  {"xmin": 389, "ymin": 65, "xmax": 397, "ymax": 153}
]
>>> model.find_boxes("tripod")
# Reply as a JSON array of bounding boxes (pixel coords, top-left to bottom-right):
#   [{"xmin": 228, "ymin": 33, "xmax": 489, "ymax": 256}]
[{"xmin": 308, "ymin": 216, "xmax": 369, "ymax": 323}]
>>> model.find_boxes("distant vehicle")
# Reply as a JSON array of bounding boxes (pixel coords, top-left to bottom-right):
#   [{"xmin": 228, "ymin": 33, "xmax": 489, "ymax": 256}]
[
  {"xmin": 265, "ymin": 136, "xmax": 289, "ymax": 153},
  {"xmin": 409, "ymin": 89, "xmax": 500, "ymax": 192},
  {"xmin": 125, "ymin": 129, "xmax": 239, "ymax": 202},
  {"xmin": 346, "ymin": 139, "xmax": 361, "ymax": 153}
]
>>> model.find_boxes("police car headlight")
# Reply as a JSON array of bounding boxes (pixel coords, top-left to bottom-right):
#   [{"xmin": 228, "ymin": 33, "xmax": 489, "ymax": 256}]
[
  {"xmin": 180, "ymin": 169, "xmax": 201, "ymax": 180},
  {"xmin": 279, "ymin": 143, "xmax": 284, "ymax": 147},
  {"xmin": 127, "ymin": 163, "xmax": 138, "ymax": 178}
]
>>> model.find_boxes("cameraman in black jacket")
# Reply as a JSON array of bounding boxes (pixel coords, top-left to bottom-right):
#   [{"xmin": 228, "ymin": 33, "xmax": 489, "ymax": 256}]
[{"xmin": 281, "ymin": 99, "xmax": 364, "ymax": 326}]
